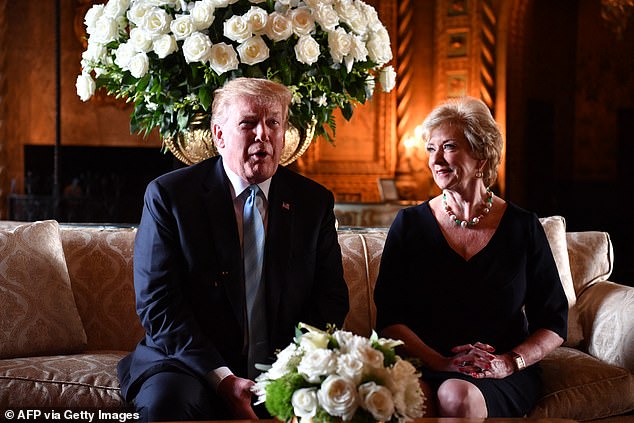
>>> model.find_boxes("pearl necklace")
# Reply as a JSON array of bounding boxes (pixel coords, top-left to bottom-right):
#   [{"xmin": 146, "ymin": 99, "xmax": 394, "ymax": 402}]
[{"xmin": 442, "ymin": 189, "xmax": 493, "ymax": 229}]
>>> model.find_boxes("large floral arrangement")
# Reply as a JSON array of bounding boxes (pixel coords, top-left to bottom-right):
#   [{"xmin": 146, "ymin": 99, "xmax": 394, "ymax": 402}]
[
  {"xmin": 75, "ymin": 0, "xmax": 397, "ymax": 142},
  {"xmin": 253, "ymin": 323, "xmax": 425, "ymax": 423}
]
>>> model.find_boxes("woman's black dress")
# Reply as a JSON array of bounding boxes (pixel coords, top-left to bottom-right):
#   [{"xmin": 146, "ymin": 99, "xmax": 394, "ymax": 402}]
[{"xmin": 374, "ymin": 202, "xmax": 568, "ymax": 416}]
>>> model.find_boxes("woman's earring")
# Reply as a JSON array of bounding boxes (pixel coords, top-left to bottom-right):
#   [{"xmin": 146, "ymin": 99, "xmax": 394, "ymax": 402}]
[{"xmin": 475, "ymin": 170, "xmax": 483, "ymax": 178}]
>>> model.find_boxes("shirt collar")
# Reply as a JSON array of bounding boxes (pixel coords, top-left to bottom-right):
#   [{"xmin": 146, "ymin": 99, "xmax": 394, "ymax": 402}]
[{"xmin": 222, "ymin": 158, "xmax": 271, "ymax": 200}]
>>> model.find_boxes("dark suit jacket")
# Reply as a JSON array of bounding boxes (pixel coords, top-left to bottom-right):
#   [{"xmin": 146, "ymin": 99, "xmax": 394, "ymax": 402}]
[{"xmin": 117, "ymin": 156, "xmax": 349, "ymax": 399}]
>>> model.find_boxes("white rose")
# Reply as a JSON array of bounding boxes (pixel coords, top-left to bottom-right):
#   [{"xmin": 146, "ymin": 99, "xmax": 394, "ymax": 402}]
[
  {"xmin": 334, "ymin": 0, "xmax": 367, "ymax": 36},
  {"xmin": 351, "ymin": 339, "xmax": 384, "ymax": 369},
  {"xmin": 291, "ymin": 388, "xmax": 319, "ymax": 419},
  {"xmin": 76, "ymin": 72, "xmax": 96, "ymax": 102},
  {"xmin": 313, "ymin": 4, "xmax": 339, "ymax": 31},
  {"xmin": 328, "ymin": 27, "xmax": 351, "ymax": 64},
  {"xmin": 359, "ymin": 2, "xmax": 382, "ymax": 32},
  {"xmin": 332, "ymin": 330, "xmax": 356, "ymax": 353},
  {"xmin": 130, "ymin": 27, "xmax": 153, "ymax": 52},
  {"xmin": 84, "ymin": 4, "xmax": 105, "ymax": 34},
  {"xmin": 81, "ymin": 42, "xmax": 107, "ymax": 66},
  {"xmin": 299, "ymin": 329, "xmax": 330, "ymax": 352},
  {"xmin": 297, "ymin": 348, "xmax": 337, "ymax": 383},
  {"xmin": 129, "ymin": 52, "xmax": 150, "ymax": 78},
  {"xmin": 191, "ymin": 1, "xmax": 216, "ymax": 31},
  {"xmin": 223, "ymin": 14, "xmax": 252, "ymax": 43},
  {"xmin": 170, "ymin": 15, "xmax": 196, "ymax": 40},
  {"xmin": 367, "ymin": 27, "xmax": 393, "ymax": 65},
  {"xmin": 358, "ymin": 382, "xmax": 395, "ymax": 422},
  {"xmin": 209, "ymin": 0, "xmax": 233, "ymax": 6},
  {"xmin": 92, "ymin": 15, "xmax": 119, "ymax": 43},
  {"xmin": 209, "ymin": 42, "xmax": 239, "ymax": 75},
  {"xmin": 153, "ymin": 34, "xmax": 178, "ymax": 58},
  {"xmin": 348, "ymin": 34, "xmax": 368, "ymax": 62},
  {"xmin": 290, "ymin": 6, "xmax": 315, "ymax": 36},
  {"xmin": 379, "ymin": 65, "xmax": 396, "ymax": 92},
  {"xmin": 104, "ymin": 0, "xmax": 130, "ymax": 19},
  {"xmin": 336, "ymin": 352, "xmax": 364, "ymax": 385},
  {"xmin": 182, "ymin": 31, "xmax": 212, "ymax": 63},
  {"xmin": 303, "ymin": 0, "xmax": 330, "ymax": 8},
  {"xmin": 244, "ymin": 6, "xmax": 268, "ymax": 35},
  {"xmin": 317, "ymin": 375, "xmax": 359, "ymax": 421},
  {"xmin": 294, "ymin": 35, "xmax": 320, "ymax": 65},
  {"xmin": 266, "ymin": 12, "xmax": 293, "ymax": 42},
  {"xmin": 141, "ymin": 7, "xmax": 172, "ymax": 38},
  {"xmin": 127, "ymin": 2, "xmax": 151, "ymax": 26},
  {"xmin": 236, "ymin": 36, "xmax": 269, "ymax": 65},
  {"xmin": 114, "ymin": 42, "xmax": 137, "ymax": 69}
]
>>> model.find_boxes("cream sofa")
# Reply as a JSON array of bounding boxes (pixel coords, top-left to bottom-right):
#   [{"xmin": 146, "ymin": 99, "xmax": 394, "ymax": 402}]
[{"xmin": 0, "ymin": 218, "xmax": 633, "ymax": 422}]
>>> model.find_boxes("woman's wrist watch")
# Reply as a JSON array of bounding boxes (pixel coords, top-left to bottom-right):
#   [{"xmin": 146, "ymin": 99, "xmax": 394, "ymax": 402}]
[{"xmin": 508, "ymin": 351, "xmax": 526, "ymax": 371}]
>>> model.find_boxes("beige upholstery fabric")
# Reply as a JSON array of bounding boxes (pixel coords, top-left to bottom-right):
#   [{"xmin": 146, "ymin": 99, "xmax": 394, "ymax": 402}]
[
  {"xmin": 0, "ymin": 353, "xmax": 129, "ymax": 410},
  {"xmin": 567, "ymin": 231, "xmax": 614, "ymax": 295},
  {"xmin": 576, "ymin": 281, "xmax": 634, "ymax": 372},
  {"xmin": 539, "ymin": 216, "xmax": 582, "ymax": 347},
  {"xmin": 530, "ymin": 347, "xmax": 634, "ymax": 421},
  {"xmin": 340, "ymin": 230, "xmax": 387, "ymax": 337},
  {"xmin": 0, "ymin": 221, "xmax": 87, "ymax": 359},
  {"xmin": 60, "ymin": 227, "xmax": 143, "ymax": 351}
]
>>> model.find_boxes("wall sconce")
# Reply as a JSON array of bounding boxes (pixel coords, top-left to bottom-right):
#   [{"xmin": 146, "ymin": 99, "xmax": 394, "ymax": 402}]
[{"xmin": 601, "ymin": 0, "xmax": 634, "ymax": 39}]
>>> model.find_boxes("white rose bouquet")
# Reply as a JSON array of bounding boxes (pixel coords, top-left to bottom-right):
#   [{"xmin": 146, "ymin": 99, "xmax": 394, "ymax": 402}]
[
  {"xmin": 253, "ymin": 323, "xmax": 426, "ymax": 423},
  {"xmin": 76, "ymin": 0, "xmax": 397, "ymax": 143}
]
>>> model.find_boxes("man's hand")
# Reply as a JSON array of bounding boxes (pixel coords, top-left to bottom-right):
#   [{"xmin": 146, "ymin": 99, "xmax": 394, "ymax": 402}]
[{"xmin": 217, "ymin": 375, "xmax": 258, "ymax": 419}]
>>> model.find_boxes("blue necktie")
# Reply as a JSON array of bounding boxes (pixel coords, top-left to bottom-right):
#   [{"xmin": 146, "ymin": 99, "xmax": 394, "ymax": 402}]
[{"xmin": 243, "ymin": 185, "xmax": 268, "ymax": 379}]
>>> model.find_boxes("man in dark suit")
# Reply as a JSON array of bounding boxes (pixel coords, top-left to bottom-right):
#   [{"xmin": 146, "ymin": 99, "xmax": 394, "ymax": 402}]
[{"xmin": 117, "ymin": 78, "xmax": 349, "ymax": 421}]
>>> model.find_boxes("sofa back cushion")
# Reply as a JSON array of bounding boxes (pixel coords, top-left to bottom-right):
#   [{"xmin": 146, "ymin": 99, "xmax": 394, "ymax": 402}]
[
  {"xmin": 0, "ymin": 220, "xmax": 87, "ymax": 358},
  {"xmin": 340, "ymin": 230, "xmax": 388, "ymax": 336},
  {"xmin": 60, "ymin": 225, "xmax": 144, "ymax": 351},
  {"xmin": 566, "ymin": 231, "xmax": 614, "ymax": 296}
]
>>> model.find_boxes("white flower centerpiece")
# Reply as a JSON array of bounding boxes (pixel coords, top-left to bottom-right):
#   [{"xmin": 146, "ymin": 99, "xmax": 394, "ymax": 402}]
[
  {"xmin": 75, "ymin": 0, "xmax": 397, "ymax": 148},
  {"xmin": 253, "ymin": 323, "xmax": 426, "ymax": 423}
]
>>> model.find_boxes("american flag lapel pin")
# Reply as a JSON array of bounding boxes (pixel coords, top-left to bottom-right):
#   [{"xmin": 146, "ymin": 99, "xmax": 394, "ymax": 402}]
[{"xmin": 282, "ymin": 201, "xmax": 290, "ymax": 210}]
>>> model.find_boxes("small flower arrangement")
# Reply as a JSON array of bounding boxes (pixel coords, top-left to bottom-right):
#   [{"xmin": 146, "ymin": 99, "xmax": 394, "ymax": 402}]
[
  {"xmin": 253, "ymin": 323, "xmax": 425, "ymax": 423},
  {"xmin": 75, "ymin": 0, "xmax": 397, "ymax": 143}
]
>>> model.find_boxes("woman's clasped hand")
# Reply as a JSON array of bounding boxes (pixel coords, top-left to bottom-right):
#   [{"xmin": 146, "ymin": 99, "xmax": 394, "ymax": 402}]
[{"xmin": 450, "ymin": 342, "xmax": 513, "ymax": 379}]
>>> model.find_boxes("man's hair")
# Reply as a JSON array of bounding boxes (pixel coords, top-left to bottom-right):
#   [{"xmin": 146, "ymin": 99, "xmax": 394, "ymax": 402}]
[{"xmin": 211, "ymin": 77, "xmax": 292, "ymax": 132}]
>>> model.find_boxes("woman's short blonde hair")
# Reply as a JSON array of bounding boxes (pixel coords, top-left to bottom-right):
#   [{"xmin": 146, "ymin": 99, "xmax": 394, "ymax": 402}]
[
  {"xmin": 421, "ymin": 96, "xmax": 503, "ymax": 187},
  {"xmin": 211, "ymin": 77, "xmax": 292, "ymax": 133}
]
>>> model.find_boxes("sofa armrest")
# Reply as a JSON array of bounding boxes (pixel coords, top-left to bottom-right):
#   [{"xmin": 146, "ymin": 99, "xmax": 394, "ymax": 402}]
[{"xmin": 576, "ymin": 280, "xmax": 634, "ymax": 372}]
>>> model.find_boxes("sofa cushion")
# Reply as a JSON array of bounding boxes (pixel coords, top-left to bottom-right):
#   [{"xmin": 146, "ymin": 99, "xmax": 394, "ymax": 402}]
[
  {"xmin": 566, "ymin": 231, "xmax": 614, "ymax": 296},
  {"xmin": 60, "ymin": 226, "xmax": 143, "ymax": 351},
  {"xmin": 0, "ymin": 220, "xmax": 87, "ymax": 359},
  {"xmin": 340, "ymin": 230, "xmax": 388, "ymax": 337},
  {"xmin": 530, "ymin": 347, "xmax": 634, "ymax": 421},
  {"xmin": 0, "ymin": 353, "xmax": 130, "ymax": 410},
  {"xmin": 539, "ymin": 216, "xmax": 582, "ymax": 347}
]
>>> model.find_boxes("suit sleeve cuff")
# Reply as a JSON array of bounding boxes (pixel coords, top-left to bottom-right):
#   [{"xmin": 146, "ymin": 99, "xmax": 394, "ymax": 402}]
[{"xmin": 206, "ymin": 366, "xmax": 233, "ymax": 390}]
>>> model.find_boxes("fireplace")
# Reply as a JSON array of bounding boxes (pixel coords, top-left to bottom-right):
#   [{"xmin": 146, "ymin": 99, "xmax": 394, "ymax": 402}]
[{"xmin": 8, "ymin": 145, "xmax": 180, "ymax": 224}]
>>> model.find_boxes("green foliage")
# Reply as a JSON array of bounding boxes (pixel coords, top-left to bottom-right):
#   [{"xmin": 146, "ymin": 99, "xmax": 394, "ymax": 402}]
[{"xmin": 265, "ymin": 373, "xmax": 312, "ymax": 421}]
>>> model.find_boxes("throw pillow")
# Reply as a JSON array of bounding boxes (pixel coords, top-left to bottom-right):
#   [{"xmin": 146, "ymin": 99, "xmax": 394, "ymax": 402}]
[
  {"xmin": 539, "ymin": 216, "xmax": 582, "ymax": 347},
  {"xmin": 0, "ymin": 220, "xmax": 87, "ymax": 358}
]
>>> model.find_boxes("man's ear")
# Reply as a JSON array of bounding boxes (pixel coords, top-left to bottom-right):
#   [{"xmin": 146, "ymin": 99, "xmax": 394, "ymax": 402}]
[{"xmin": 212, "ymin": 123, "xmax": 224, "ymax": 149}]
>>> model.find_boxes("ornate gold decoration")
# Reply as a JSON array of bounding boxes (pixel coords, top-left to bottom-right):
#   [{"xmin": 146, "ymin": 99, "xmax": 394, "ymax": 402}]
[{"xmin": 164, "ymin": 114, "xmax": 315, "ymax": 167}]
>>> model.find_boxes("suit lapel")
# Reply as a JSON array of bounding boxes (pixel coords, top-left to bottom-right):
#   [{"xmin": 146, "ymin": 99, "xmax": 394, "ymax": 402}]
[
  {"xmin": 265, "ymin": 168, "xmax": 294, "ymax": 340},
  {"xmin": 201, "ymin": 157, "xmax": 245, "ymax": 330}
]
